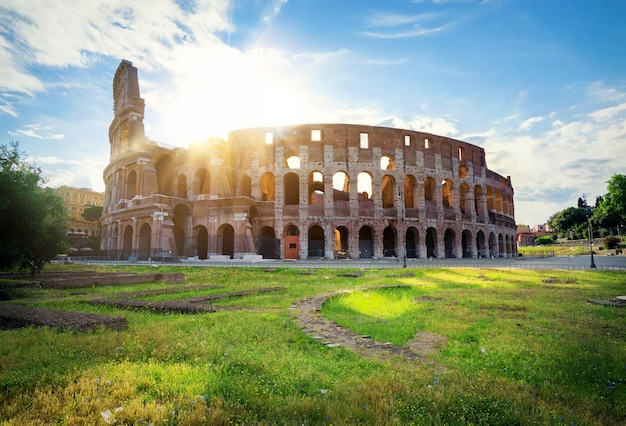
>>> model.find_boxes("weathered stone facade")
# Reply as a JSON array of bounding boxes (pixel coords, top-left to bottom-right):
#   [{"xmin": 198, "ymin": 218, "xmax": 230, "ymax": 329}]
[{"xmin": 101, "ymin": 60, "xmax": 517, "ymax": 261}]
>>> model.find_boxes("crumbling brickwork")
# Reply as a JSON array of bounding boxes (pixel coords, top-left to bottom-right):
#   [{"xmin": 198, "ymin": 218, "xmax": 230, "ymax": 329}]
[{"xmin": 101, "ymin": 60, "xmax": 517, "ymax": 261}]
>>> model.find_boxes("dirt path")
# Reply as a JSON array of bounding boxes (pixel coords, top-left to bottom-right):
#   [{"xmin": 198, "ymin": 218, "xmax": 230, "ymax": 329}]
[{"xmin": 290, "ymin": 288, "xmax": 447, "ymax": 361}]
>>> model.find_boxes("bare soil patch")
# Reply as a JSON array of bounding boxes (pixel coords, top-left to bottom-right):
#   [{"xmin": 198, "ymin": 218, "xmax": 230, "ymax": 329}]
[{"xmin": 0, "ymin": 303, "xmax": 128, "ymax": 331}]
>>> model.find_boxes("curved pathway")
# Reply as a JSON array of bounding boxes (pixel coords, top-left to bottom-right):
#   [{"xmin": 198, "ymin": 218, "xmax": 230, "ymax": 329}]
[{"xmin": 290, "ymin": 287, "xmax": 447, "ymax": 361}]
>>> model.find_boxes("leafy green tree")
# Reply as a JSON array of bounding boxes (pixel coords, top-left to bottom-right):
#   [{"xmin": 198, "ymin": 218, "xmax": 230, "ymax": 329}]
[
  {"xmin": 0, "ymin": 142, "xmax": 68, "ymax": 274},
  {"xmin": 599, "ymin": 174, "xmax": 626, "ymax": 222},
  {"xmin": 547, "ymin": 206, "xmax": 588, "ymax": 237},
  {"xmin": 82, "ymin": 205, "xmax": 103, "ymax": 222}
]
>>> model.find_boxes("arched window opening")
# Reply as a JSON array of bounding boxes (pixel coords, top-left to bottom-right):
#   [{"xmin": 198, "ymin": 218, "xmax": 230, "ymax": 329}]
[
  {"xmin": 334, "ymin": 226, "xmax": 349, "ymax": 258},
  {"xmin": 156, "ymin": 155, "xmax": 175, "ymax": 196},
  {"xmin": 126, "ymin": 171, "xmax": 137, "ymax": 199},
  {"xmin": 138, "ymin": 223, "xmax": 152, "ymax": 260},
  {"xmin": 308, "ymin": 171, "xmax": 324, "ymax": 205},
  {"xmin": 444, "ymin": 229, "xmax": 456, "ymax": 258},
  {"xmin": 284, "ymin": 173, "xmax": 300, "ymax": 205},
  {"xmin": 426, "ymin": 227, "xmax": 437, "ymax": 258},
  {"xmin": 381, "ymin": 175, "xmax": 396, "ymax": 209},
  {"xmin": 176, "ymin": 174, "xmax": 187, "ymax": 199},
  {"xmin": 219, "ymin": 224, "xmax": 235, "ymax": 259},
  {"xmin": 259, "ymin": 227, "xmax": 277, "ymax": 259},
  {"xmin": 332, "ymin": 171, "xmax": 349, "ymax": 202},
  {"xmin": 459, "ymin": 164, "xmax": 469, "ymax": 179},
  {"xmin": 462, "ymin": 230, "xmax": 472, "ymax": 258},
  {"xmin": 442, "ymin": 179, "xmax": 454, "ymax": 208},
  {"xmin": 308, "ymin": 225, "xmax": 325, "ymax": 258},
  {"xmin": 424, "ymin": 177, "xmax": 436, "ymax": 201},
  {"xmin": 239, "ymin": 174, "xmax": 252, "ymax": 197},
  {"xmin": 122, "ymin": 225, "xmax": 133, "ymax": 258},
  {"xmin": 404, "ymin": 175, "xmax": 416, "ymax": 209},
  {"xmin": 260, "ymin": 172, "xmax": 275, "ymax": 201},
  {"xmin": 359, "ymin": 226, "xmax": 374, "ymax": 259},
  {"xmin": 286, "ymin": 155, "xmax": 300, "ymax": 169},
  {"xmin": 196, "ymin": 226, "xmax": 208, "ymax": 260},
  {"xmin": 383, "ymin": 226, "xmax": 396, "ymax": 257},
  {"xmin": 406, "ymin": 227, "xmax": 418, "ymax": 258},
  {"xmin": 487, "ymin": 187, "xmax": 494, "ymax": 211},
  {"xmin": 357, "ymin": 172, "xmax": 373, "ymax": 200},
  {"xmin": 195, "ymin": 168, "xmax": 210, "ymax": 195},
  {"xmin": 380, "ymin": 155, "xmax": 394, "ymax": 170}
]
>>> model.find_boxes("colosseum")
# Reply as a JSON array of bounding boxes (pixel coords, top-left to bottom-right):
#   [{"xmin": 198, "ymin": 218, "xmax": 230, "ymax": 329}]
[{"xmin": 100, "ymin": 60, "xmax": 517, "ymax": 262}]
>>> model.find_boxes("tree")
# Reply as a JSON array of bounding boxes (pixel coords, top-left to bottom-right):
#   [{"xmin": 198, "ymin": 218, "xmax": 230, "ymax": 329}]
[
  {"xmin": 82, "ymin": 205, "xmax": 103, "ymax": 222},
  {"xmin": 0, "ymin": 142, "xmax": 69, "ymax": 274},
  {"xmin": 599, "ymin": 174, "xmax": 626, "ymax": 222},
  {"xmin": 547, "ymin": 206, "xmax": 588, "ymax": 238}
]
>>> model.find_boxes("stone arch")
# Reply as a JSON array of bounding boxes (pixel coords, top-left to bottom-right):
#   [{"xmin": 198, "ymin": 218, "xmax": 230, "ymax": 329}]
[
  {"xmin": 444, "ymin": 228, "xmax": 456, "ymax": 258},
  {"xmin": 195, "ymin": 168, "xmax": 210, "ymax": 195},
  {"xmin": 173, "ymin": 204, "xmax": 191, "ymax": 257},
  {"xmin": 459, "ymin": 183, "xmax": 470, "ymax": 216},
  {"xmin": 498, "ymin": 233, "xmax": 505, "ymax": 257},
  {"xmin": 239, "ymin": 174, "xmax": 252, "ymax": 197},
  {"xmin": 357, "ymin": 172, "xmax": 373, "ymax": 200},
  {"xmin": 404, "ymin": 175, "xmax": 417, "ymax": 210},
  {"xmin": 426, "ymin": 227, "xmax": 437, "ymax": 258},
  {"xmin": 308, "ymin": 171, "xmax": 324, "ymax": 204},
  {"xmin": 122, "ymin": 225, "xmax": 133, "ymax": 258},
  {"xmin": 286, "ymin": 155, "xmax": 300, "ymax": 169},
  {"xmin": 284, "ymin": 172, "xmax": 299, "ymax": 205},
  {"xmin": 260, "ymin": 172, "xmax": 275, "ymax": 201},
  {"xmin": 284, "ymin": 225, "xmax": 299, "ymax": 259},
  {"xmin": 156, "ymin": 155, "xmax": 175, "ymax": 196},
  {"xmin": 176, "ymin": 174, "xmax": 187, "ymax": 199},
  {"xmin": 459, "ymin": 164, "xmax": 469, "ymax": 179},
  {"xmin": 424, "ymin": 177, "xmax": 437, "ymax": 219},
  {"xmin": 380, "ymin": 155, "xmax": 394, "ymax": 170},
  {"xmin": 405, "ymin": 227, "xmax": 419, "ymax": 258},
  {"xmin": 442, "ymin": 179, "xmax": 454, "ymax": 208},
  {"xmin": 138, "ymin": 223, "xmax": 151, "ymax": 260},
  {"xmin": 334, "ymin": 226, "xmax": 349, "ymax": 258},
  {"xmin": 359, "ymin": 226, "xmax": 374, "ymax": 258},
  {"xmin": 308, "ymin": 225, "xmax": 325, "ymax": 258},
  {"xmin": 383, "ymin": 226, "xmax": 397, "ymax": 257},
  {"xmin": 195, "ymin": 225, "xmax": 208, "ymax": 260},
  {"xmin": 462, "ymin": 229, "xmax": 472, "ymax": 258},
  {"xmin": 219, "ymin": 224, "xmax": 235, "ymax": 259},
  {"xmin": 259, "ymin": 226, "xmax": 277, "ymax": 259},
  {"xmin": 332, "ymin": 171, "xmax": 349, "ymax": 201},
  {"xmin": 126, "ymin": 170, "xmax": 137, "ymax": 199},
  {"xmin": 381, "ymin": 174, "xmax": 396, "ymax": 209}
]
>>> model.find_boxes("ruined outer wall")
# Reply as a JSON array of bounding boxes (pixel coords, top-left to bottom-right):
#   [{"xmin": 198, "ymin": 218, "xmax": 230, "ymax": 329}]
[{"xmin": 100, "ymin": 60, "xmax": 516, "ymax": 261}]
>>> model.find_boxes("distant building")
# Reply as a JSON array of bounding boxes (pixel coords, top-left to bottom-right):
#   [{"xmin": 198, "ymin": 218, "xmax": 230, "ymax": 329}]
[
  {"xmin": 516, "ymin": 223, "xmax": 551, "ymax": 246},
  {"xmin": 52, "ymin": 186, "xmax": 104, "ymax": 235}
]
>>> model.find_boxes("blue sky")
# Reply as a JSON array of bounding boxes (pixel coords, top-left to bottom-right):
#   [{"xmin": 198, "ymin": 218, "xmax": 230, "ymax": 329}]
[{"xmin": 1, "ymin": 0, "xmax": 625, "ymax": 225}]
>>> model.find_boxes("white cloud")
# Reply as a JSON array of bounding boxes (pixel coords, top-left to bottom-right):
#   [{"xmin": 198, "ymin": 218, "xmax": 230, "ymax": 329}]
[
  {"xmin": 8, "ymin": 124, "xmax": 64, "ymax": 140},
  {"xmin": 367, "ymin": 12, "xmax": 438, "ymax": 27},
  {"xmin": 588, "ymin": 102, "xmax": 626, "ymax": 122},
  {"xmin": 518, "ymin": 116, "xmax": 543, "ymax": 131}
]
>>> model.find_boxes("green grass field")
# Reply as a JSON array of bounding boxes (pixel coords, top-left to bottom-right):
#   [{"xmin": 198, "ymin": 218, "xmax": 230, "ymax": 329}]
[{"xmin": 1, "ymin": 266, "xmax": 624, "ymax": 425}]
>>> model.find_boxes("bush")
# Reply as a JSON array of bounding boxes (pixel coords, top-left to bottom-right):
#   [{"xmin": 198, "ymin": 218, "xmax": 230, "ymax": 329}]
[
  {"xmin": 534, "ymin": 236, "xmax": 553, "ymax": 245},
  {"xmin": 603, "ymin": 235, "xmax": 622, "ymax": 249}
]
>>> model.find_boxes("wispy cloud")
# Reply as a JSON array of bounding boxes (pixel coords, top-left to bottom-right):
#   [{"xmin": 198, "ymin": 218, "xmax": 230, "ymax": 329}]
[
  {"xmin": 8, "ymin": 124, "xmax": 64, "ymax": 140},
  {"xmin": 367, "ymin": 12, "xmax": 438, "ymax": 27},
  {"xmin": 361, "ymin": 26, "xmax": 444, "ymax": 39},
  {"xmin": 518, "ymin": 116, "xmax": 543, "ymax": 131}
]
